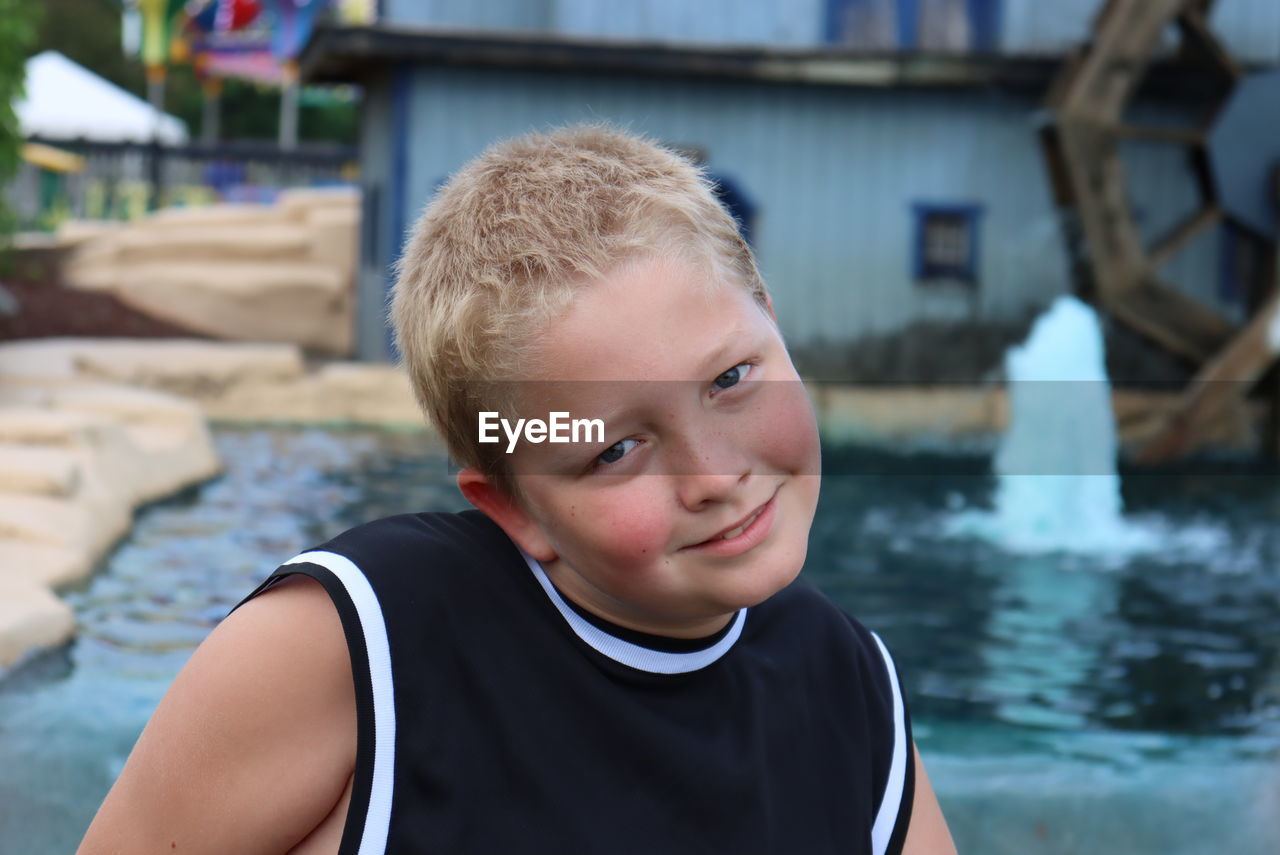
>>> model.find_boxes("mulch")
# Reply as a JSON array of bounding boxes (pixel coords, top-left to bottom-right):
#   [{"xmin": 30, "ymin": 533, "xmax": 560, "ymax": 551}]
[{"xmin": 0, "ymin": 275, "xmax": 203, "ymax": 342}]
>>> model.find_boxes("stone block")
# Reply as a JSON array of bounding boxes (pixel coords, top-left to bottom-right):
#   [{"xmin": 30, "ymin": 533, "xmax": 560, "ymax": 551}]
[
  {"xmin": 67, "ymin": 340, "xmax": 307, "ymax": 396},
  {"xmin": 0, "ymin": 540, "xmax": 91, "ymax": 587},
  {"xmin": 306, "ymin": 204, "xmax": 359, "ymax": 275},
  {"xmin": 0, "ymin": 493, "xmax": 129, "ymax": 557},
  {"xmin": 0, "ymin": 444, "xmax": 81, "ymax": 497},
  {"xmin": 277, "ymin": 186, "xmax": 359, "ymax": 222},
  {"xmin": 0, "ymin": 577, "xmax": 75, "ymax": 668},
  {"xmin": 102, "ymin": 261, "xmax": 351, "ymax": 354},
  {"xmin": 146, "ymin": 203, "xmax": 285, "ymax": 230},
  {"xmin": 114, "ymin": 223, "xmax": 313, "ymax": 264}
]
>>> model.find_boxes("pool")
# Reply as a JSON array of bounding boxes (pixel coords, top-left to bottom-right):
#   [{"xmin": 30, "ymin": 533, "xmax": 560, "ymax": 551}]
[{"xmin": 1, "ymin": 428, "xmax": 1277, "ymax": 853}]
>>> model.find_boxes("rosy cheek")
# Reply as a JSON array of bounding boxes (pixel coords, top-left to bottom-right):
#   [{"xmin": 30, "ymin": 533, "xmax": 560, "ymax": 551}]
[
  {"xmin": 754, "ymin": 383, "xmax": 821, "ymax": 474},
  {"xmin": 583, "ymin": 482, "xmax": 673, "ymax": 572}
]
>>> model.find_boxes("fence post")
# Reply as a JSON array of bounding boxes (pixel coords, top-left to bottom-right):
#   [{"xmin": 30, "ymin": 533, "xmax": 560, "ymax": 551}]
[{"xmin": 147, "ymin": 137, "xmax": 164, "ymax": 211}]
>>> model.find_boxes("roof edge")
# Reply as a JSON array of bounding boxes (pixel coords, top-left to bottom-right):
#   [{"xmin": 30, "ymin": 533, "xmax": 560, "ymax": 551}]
[{"xmin": 300, "ymin": 24, "xmax": 1063, "ymax": 90}]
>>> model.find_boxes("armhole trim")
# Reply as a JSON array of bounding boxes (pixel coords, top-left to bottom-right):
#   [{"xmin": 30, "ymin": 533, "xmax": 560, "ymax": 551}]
[
  {"xmin": 282, "ymin": 550, "xmax": 396, "ymax": 855},
  {"xmin": 869, "ymin": 631, "xmax": 908, "ymax": 855}
]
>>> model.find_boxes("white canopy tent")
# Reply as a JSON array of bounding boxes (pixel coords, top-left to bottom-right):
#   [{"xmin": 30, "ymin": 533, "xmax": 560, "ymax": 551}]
[{"xmin": 16, "ymin": 51, "xmax": 188, "ymax": 145}]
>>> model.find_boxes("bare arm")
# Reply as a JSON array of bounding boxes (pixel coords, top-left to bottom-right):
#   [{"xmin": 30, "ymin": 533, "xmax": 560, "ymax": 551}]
[
  {"xmin": 77, "ymin": 575, "xmax": 357, "ymax": 855},
  {"xmin": 901, "ymin": 745, "xmax": 957, "ymax": 855}
]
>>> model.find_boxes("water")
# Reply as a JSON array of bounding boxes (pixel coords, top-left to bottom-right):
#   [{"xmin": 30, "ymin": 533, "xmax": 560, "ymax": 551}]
[
  {"xmin": 2, "ymin": 428, "xmax": 1280, "ymax": 853},
  {"xmin": 950, "ymin": 296, "xmax": 1189, "ymax": 556}
]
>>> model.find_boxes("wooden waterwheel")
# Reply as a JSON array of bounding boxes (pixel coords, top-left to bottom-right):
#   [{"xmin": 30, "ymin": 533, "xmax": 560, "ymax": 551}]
[{"xmin": 1040, "ymin": 0, "xmax": 1280, "ymax": 461}]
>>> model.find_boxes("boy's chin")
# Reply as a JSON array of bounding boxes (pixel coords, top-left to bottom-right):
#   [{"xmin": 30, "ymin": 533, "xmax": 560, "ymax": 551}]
[{"xmin": 721, "ymin": 554, "xmax": 807, "ymax": 610}]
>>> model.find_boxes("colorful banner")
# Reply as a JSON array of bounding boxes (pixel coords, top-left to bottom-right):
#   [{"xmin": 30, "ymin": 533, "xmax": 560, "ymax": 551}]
[
  {"xmin": 189, "ymin": 0, "xmax": 263, "ymax": 35},
  {"xmin": 260, "ymin": 0, "xmax": 333, "ymax": 61}
]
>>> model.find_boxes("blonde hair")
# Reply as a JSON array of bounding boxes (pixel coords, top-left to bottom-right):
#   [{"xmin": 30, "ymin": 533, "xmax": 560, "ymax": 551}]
[{"xmin": 390, "ymin": 124, "xmax": 766, "ymax": 492}]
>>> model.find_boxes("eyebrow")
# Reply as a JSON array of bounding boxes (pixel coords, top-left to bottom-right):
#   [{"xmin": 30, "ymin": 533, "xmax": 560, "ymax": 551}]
[{"xmin": 698, "ymin": 325, "xmax": 758, "ymax": 375}]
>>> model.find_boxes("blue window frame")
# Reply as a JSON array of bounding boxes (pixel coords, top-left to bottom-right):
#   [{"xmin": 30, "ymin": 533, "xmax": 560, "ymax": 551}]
[
  {"xmin": 912, "ymin": 202, "xmax": 983, "ymax": 284},
  {"xmin": 825, "ymin": 0, "xmax": 1001, "ymax": 50}
]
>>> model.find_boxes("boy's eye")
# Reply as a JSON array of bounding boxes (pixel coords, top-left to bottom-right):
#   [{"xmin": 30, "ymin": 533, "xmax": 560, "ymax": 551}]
[
  {"xmin": 596, "ymin": 438, "xmax": 640, "ymax": 467},
  {"xmin": 712, "ymin": 362, "xmax": 753, "ymax": 393}
]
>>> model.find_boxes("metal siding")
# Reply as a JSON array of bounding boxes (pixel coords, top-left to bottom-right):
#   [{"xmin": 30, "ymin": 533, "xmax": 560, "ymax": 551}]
[
  {"xmin": 1002, "ymin": 0, "xmax": 1280, "ymax": 61},
  {"xmin": 388, "ymin": 68, "xmax": 1077, "ymax": 349},
  {"xmin": 1000, "ymin": 0, "xmax": 1097, "ymax": 54},
  {"xmin": 1211, "ymin": 0, "xmax": 1280, "ymax": 64},
  {"xmin": 357, "ymin": 74, "xmax": 396, "ymax": 361},
  {"xmin": 382, "ymin": 0, "xmax": 549, "ymax": 29},
  {"xmin": 380, "ymin": 0, "xmax": 1278, "ymax": 61},
  {"xmin": 551, "ymin": 0, "xmax": 824, "ymax": 45}
]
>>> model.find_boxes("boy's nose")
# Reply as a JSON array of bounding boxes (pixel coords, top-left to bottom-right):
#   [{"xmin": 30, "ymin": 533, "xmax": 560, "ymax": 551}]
[{"xmin": 672, "ymin": 438, "xmax": 750, "ymax": 511}]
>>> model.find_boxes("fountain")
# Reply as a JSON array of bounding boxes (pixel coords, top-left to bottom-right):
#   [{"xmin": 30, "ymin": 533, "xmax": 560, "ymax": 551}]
[{"xmin": 952, "ymin": 294, "xmax": 1159, "ymax": 555}]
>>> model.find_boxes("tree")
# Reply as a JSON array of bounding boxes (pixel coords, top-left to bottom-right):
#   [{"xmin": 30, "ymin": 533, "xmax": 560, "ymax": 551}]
[{"xmin": 0, "ymin": 0, "xmax": 38, "ymax": 235}]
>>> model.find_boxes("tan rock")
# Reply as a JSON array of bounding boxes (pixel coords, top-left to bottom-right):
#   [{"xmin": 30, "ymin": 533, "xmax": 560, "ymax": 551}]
[
  {"xmin": 0, "ymin": 576, "xmax": 75, "ymax": 668},
  {"xmin": 145, "ymin": 203, "xmax": 285, "ymax": 230},
  {"xmin": 0, "ymin": 342, "xmax": 227, "ymax": 669},
  {"xmin": 306, "ymin": 204, "xmax": 359, "ymax": 273},
  {"xmin": 277, "ymin": 186, "xmax": 359, "ymax": 222},
  {"xmin": 62, "ymin": 259, "xmax": 120, "ymax": 292},
  {"xmin": 0, "ymin": 407, "xmax": 109, "ymax": 446},
  {"xmin": 106, "ymin": 261, "xmax": 351, "ymax": 354},
  {"xmin": 0, "ymin": 444, "xmax": 81, "ymax": 497},
  {"xmin": 67, "ymin": 340, "xmax": 306, "ymax": 396},
  {"xmin": 0, "ymin": 338, "xmax": 84, "ymax": 380},
  {"xmin": 0, "ymin": 493, "xmax": 129, "ymax": 557},
  {"xmin": 201, "ymin": 362, "xmax": 425, "ymax": 427},
  {"xmin": 55, "ymin": 219, "xmax": 126, "ymax": 248},
  {"xmin": 42, "ymin": 384, "xmax": 222, "ymax": 504},
  {"xmin": 114, "ymin": 223, "xmax": 313, "ymax": 264},
  {"xmin": 59, "ymin": 191, "xmax": 359, "ymax": 354},
  {"xmin": 315, "ymin": 363, "xmax": 424, "ymax": 425},
  {"xmin": 0, "ymin": 540, "xmax": 91, "ymax": 587}
]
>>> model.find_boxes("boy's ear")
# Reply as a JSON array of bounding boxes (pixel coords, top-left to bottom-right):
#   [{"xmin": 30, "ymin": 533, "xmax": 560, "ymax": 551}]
[{"xmin": 456, "ymin": 467, "xmax": 558, "ymax": 563}]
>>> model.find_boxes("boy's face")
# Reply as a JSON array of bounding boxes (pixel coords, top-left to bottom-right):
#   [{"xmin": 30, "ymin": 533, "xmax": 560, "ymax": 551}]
[{"xmin": 461, "ymin": 254, "xmax": 821, "ymax": 638}]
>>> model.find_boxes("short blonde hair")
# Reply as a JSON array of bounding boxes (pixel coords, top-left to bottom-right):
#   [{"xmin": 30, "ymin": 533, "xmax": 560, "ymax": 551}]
[{"xmin": 390, "ymin": 124, "xmax": 766, "ymax": 491}]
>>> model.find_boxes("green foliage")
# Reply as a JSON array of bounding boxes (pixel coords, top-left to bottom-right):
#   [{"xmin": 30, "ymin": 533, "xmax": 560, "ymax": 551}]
[{"xmin": 0, "ymin": 0, "xmax": 39, "ymax": 236}]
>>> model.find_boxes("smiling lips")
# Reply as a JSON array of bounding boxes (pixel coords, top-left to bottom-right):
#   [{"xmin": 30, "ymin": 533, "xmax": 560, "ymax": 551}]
[
  {"xmin": 716, "ymin": 505, "xmax": 767, "ymax": 541},
  {"xmin": 686, "ymin": 490, "xmax": 779, "ymax": 556}
]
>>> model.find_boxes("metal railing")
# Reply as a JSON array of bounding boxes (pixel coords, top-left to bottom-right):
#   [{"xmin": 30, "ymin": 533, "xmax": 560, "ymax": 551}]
[{"xmin": 7, "ymin": 137, "xmax": 358, "ymax": 230}]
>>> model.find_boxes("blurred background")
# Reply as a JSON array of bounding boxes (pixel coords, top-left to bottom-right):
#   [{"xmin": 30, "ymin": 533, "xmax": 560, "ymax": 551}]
[{"xmin": 1, "ymin": 1, "xmax": 1279, "ymax": 853}]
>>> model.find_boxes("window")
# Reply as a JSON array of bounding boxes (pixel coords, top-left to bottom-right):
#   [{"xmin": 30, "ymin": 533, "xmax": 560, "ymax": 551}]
[
  {"xmin": 825, "ymin": 0, "xmax": 1001, "ymax": 51},
  {"xmin": 913, "ymin": 203, "xmax": 982, "ymax": 284}
]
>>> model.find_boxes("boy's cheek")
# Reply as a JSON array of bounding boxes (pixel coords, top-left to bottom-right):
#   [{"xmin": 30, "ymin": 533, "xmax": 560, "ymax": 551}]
[
  {"xmin": 760, "ymin": 384, "xmax": 822, "ymax": 474},
  {"xmin": 597, "ymin": 490, "xmax": 674, "ymax": 558}
]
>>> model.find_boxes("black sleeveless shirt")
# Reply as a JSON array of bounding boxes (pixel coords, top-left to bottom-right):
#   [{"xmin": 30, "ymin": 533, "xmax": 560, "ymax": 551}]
[{"xmin": 240, "ymin": 510, "xmax": 914, "ymax": 855}]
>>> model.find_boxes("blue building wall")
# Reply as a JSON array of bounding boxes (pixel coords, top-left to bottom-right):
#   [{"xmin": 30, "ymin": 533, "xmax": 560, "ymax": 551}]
[
  {"xmin": 377, "ymin": 0, "xmax": 1280, "ymax": 63},
  {"xmin": 1002, "ymin": 0, "xmax": 1280, "ymax": 62},
  {"xmin": 381, "ymin": 0, "xmax": 551, "ymax": 30},
  {"xmin": 354, "ymin": 1, "xmax": 1265, "ymax": 362},
  {"xmin": 553, "ymin": 0, "xmax": 825, "ymax": 46},
  {"xmin": 372, "ymin": 66, "xmax": 1085, "ymax": 357}
]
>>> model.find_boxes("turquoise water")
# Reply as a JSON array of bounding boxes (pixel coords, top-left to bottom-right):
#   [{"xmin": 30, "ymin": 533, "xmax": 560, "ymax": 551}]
[{"xmin": 2, "ymin": 428, "xmax": 1278, "ymax": 853}]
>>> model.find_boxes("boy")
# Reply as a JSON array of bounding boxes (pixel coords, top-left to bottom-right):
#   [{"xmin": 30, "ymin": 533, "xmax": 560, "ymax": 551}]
[{"xmin": 78, "ymin": 125, "xmax": 955, "ymax": 855}]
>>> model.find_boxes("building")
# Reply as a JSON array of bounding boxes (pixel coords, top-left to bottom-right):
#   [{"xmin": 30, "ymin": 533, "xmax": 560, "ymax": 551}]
[{"xmin": 303, "ymin": 0, "xmax": 1280, "ymax": 380}]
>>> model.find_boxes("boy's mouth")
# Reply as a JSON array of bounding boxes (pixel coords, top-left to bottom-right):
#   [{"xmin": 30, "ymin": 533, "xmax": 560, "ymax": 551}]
[{"xmin": 685, "ymin": 489, "xmax": 780, "ymax": 553}]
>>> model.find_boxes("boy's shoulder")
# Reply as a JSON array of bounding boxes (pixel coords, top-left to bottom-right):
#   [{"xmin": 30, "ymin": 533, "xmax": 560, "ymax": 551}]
[
  {"xmin": 243, "ymin": 509, "xmax": 520, "ymax": 614},
  {"xmin": 316, "ymin": 509, "xmax": 509, "ymax": 568}
]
